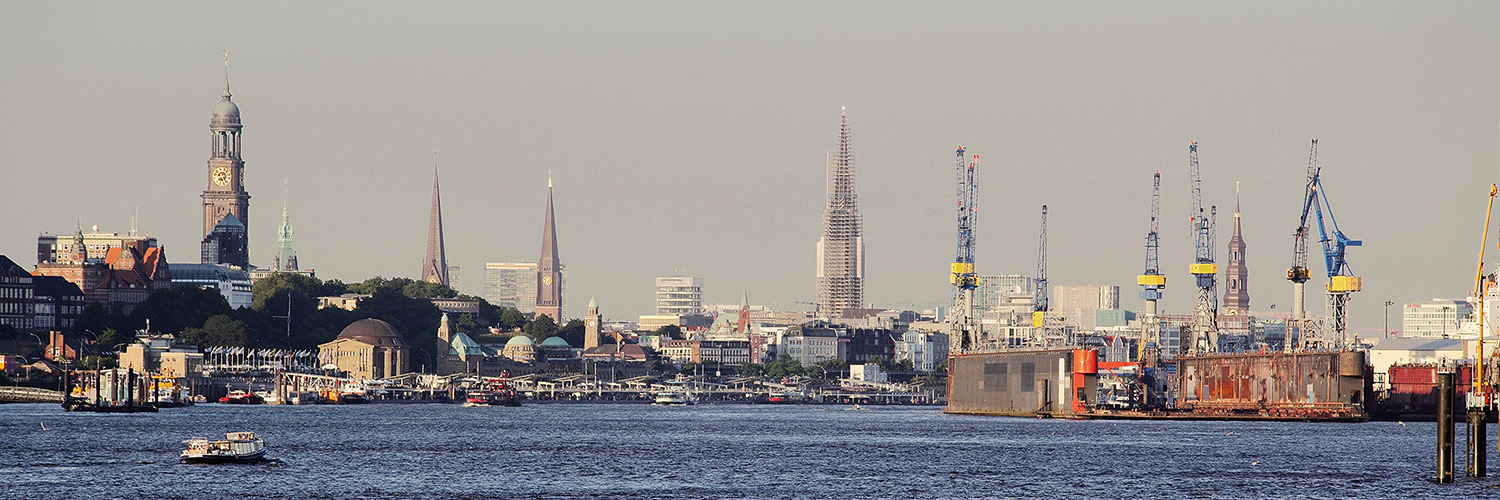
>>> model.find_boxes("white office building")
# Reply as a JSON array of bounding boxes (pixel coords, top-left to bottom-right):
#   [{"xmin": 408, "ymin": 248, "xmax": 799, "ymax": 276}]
[
  {"xmin": 1401, "ymin": 299, "xmax": 1472, "ymax": 338},
  {"xmin": 656, "ymin": 276, "xmax": 703, "ymax": 315}
]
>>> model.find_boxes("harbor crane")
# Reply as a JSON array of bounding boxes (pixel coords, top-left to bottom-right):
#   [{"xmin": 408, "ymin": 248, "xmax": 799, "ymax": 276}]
[
  {"xmin": 1187, "ymin": 141, "xmax": 1220, "ymax": 355},
  {"xmin": 949, "ymin": 147, "xmax": 981, "ymax": 353},
  {"xmin": 1288, "ymin": 140, "xmax": 1362, "ymax": 349},
  {"xmin": 1287, "ymin": 140, "xmax": 1320, "ymax": 351},
  {"xmin": 1312, "ymin": 172, "xmax": 1362, "ymax": 349},
  {"xmin": 1466, "ymin": 184, "xmax": 1497, "ymax": 478},
  {"xmin": 1031, "ymin": 205, "xmax": 1066, "ymax": 346},
  {"xmin": 1036, "ymin": 205, "xmax": 1049, "ymax": 315},
  {"xmin": 1138, "ymin": 171, "xmax": 1165, "ymax": 360}
]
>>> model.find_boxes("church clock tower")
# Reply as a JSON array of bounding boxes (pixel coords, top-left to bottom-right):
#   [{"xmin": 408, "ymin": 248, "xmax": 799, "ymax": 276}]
[{"xmin": 202, "ymin": 52, "xmax": 251, "ymax": 244}]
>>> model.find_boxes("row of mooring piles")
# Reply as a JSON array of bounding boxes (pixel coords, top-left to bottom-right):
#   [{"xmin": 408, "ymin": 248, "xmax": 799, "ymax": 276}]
[{"xmin": 1437, "ymin": 367, "xmax": 1495, "ymax": 484}]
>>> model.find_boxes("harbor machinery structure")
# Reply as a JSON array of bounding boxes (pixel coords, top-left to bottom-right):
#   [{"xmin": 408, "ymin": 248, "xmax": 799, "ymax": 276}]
[
  {"xmin": 1286, "ymin": 141, "xmax": 1319, "ymax": 350},
  {"xmin": 1285, "ymin": 141, "xmax": 1327, "ymax": 350},
  {"xmin": 1138, "ymin": 171, "xmax": 1165, "ymax": 359},
  {"xmin": 1466, "ymin": 183, "xmax": 1497, "ymax": 478},
  {"xmin": 1312, "ymin": 168, "xmax": 1362, "ymax": 350},
  {"xmin": 1285, "ymin": 140, "xmax": 1361, "ymax": 350},
  {"xmin": 949, "ymin": 147, "xmax": 981, "ymax": 353},
  {"xmin": 1186, "ymin": 142, "xmax": 1220, "ymax": 355},
  {"xmin": 1033, "ymin": 206, "xmax": 1065, "ymax": 345}
]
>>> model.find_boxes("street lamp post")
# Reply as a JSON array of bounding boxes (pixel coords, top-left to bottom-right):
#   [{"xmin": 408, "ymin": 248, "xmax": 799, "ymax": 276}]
[
  {"xmin": 27, "ymin": 333, "xmax": 45, "ymax": 361},
  {"xmin": 1384, "ymin": 301, "xmax": 1395, "ymax": 339}
]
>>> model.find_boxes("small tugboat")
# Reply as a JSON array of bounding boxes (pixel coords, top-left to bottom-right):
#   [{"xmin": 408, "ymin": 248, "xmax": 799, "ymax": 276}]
[
  {"xmin": 153, "ymin": 383, "xmax": 195, "ymax": 408},
  {"xmin": 465, "ymin": 375, "xmax": 521, "ymax": 407},
  {"xmin": 219, "ymin": 390, "xmax": 264, "ymax": 405},
  {"xmin": 338, "ymin": 392, "xmax": 370, "ymax": 404},
  {"xmin": 652, "ymin": 392, "xmax": 695, "ymax": 406},
  {"xmin": 180, "ymin": 432, "xmax": 266, "ymax": 464}
]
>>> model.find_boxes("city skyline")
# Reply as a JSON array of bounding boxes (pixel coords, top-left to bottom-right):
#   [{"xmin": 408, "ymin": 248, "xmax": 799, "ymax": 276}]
[{"xmin": 2, "ymin": 3, "xmax": 1498, "ymax": 330}]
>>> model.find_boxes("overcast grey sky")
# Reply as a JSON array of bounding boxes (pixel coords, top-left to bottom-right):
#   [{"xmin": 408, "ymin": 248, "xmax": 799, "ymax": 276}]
[{"xmin": 2, "ymin": 2, "xmax": 1497, "ymax": 334}]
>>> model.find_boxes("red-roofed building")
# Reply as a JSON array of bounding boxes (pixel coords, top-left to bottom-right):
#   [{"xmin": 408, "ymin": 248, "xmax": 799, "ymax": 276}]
[{"xmin": 33, "ymin": 231, "xmax": 170, "ymax": 315}]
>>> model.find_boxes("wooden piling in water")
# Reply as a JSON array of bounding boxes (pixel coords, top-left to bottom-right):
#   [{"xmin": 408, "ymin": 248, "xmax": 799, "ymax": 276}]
[
  {"xmin": 1438, "ymin": 372, "xmax": 1454, "ymax": 484},
  {"xmin": 1469, "ymin": 406, "xmax": 1487, "ymax": 478}
]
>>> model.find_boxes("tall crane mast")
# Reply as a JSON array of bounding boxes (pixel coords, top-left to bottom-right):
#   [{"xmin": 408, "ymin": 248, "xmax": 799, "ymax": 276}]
[
  {"xmin": 1471, "ymin": 185, "xmax": 1497, "ymax": 397},
  {"xmin": 1031, "ymin": 205, "xmax": 1058, "ymax": 346},
  {"xmin": 1036, "ymin": 205, "xmax": 1049, "ymax": 312},
  {"xmin": 1138, "ymin": 171, "xmax": 1165, "ymax": 359},
  {"xmin": 1287, "ymin": 140, "xmax": 1320, "ymax": 351},
  {"xmin": 1187, "ymin": 141, "xmax": 1220, "ymax": 355},
  {"xmin": 948, "ymin": 147, "xmax": 981, "ymax": 354}
]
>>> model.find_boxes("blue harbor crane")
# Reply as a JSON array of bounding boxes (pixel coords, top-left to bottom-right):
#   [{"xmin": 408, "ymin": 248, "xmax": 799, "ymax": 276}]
[
  {"xmin": 949, "ymin": 147, "xmax": 982, "ymax": 353},
  {"xmin": 1186, "ymin": 142, "xmax": 1220, "ymax": 355},
  {"xmin": 1287, "ymin": 140, "xmax": 1320, "ymax": 350},
  {"xmin": 1310, "ymin": 170, "xmax": 1361, "ymax": 348},
  {"xmin": 1138, "ymin": 171, "xmax": 1165, "ymax": 359},
  {"xmin": 1287, "ymin": 139, "xmax": 1360, "ymax": 350}
]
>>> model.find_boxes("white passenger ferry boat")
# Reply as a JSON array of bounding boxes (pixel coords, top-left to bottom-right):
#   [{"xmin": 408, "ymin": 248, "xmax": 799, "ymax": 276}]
[
  {"xmin": 653, "ymin": 392, "xmax": 695, "ymax": 406},
  {"xmin": 180, "ymin": 432, "xmax": 266, "ymax": 464}
]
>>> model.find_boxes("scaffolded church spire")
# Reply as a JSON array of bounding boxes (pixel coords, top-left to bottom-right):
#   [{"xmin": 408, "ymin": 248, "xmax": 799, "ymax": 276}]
[{"xmin": 816, "ymin": 107, "xmax": 864, "ymax": 318}]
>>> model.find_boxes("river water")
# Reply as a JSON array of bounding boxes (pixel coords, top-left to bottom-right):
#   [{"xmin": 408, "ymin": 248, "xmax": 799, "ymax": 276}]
[{"xmin": 0, "ymin": 402, "xmax": 1493, "ymax": 499}]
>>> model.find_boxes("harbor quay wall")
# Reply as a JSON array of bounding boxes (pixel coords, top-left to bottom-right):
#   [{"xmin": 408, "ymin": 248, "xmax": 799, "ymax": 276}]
[
  {"xmin": 945, "ymin": 348, "xmax": 1095, "ymax": 418},
  {"xmin": 0, "ymin": 386, "xmax": 64, "ymax": 404}
]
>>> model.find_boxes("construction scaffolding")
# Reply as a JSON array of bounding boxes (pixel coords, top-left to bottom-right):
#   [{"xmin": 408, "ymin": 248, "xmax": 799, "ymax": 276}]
[{"xmin": 817, "ymin": 107, "xmax": 864, "ymax": 318}]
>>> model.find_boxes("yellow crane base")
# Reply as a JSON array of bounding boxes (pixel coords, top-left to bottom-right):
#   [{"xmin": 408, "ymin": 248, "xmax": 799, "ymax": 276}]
[{"xmin": 1328, "ymin": 276, "xmax": 1362, "ymax": 292}]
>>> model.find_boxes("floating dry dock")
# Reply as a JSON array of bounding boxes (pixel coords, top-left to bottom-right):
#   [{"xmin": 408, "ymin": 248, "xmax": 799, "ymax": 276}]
[{"xmin": 946, "ymin": 348, "xmax": 1370, "ymax": 422}]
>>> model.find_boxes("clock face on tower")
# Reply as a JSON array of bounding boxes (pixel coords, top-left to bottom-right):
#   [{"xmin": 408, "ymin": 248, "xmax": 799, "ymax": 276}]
[
  {"xmin": 588, "ymin": 320, "xmax": 597, "ymax": 327},
  {"xmin": 212, "ymin": 166, "xmax": 231, "ymax": 187},
  {"xmin": 542, "ymin": 275, "xmax": 553, "ymax": 286}
]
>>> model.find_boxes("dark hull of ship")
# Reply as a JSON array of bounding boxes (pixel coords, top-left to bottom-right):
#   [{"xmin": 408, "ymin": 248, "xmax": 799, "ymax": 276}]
[{"xmin": 180, "ymin": 448, "xmax": 266, "ymax": 464}]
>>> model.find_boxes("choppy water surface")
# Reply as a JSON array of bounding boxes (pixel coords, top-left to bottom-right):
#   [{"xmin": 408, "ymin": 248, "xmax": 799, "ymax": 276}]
[{"xmin": 0, "ymin": 402, "xmax": 1493, "ymax": 499}]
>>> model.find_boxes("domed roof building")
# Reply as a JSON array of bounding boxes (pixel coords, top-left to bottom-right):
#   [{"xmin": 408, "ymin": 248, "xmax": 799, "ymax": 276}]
[
  {"xmin": 502, "ymin": 334, "xmax": 536, "ymax": 363},
  {"xmin": 319, "ymin": 318, "xmax": 410, "ymax": 380},
  {"xmin": 537, "ymin": 335, "xmax": 576, "ymax": 361},
  {"xmin": 337, "ymin": 318, "xmax": 409, "ymax": 347}
]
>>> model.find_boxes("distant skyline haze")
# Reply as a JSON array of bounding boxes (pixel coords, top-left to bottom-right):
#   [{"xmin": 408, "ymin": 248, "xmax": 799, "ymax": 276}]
[{"xmin": 1, "ymin": 2, "xmax": 1497, "ymax": 334}]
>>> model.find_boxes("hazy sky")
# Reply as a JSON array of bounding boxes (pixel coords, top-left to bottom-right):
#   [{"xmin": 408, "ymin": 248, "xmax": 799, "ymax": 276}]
[{"xmin": 2, "ymin": 2, "xmax": 1497, "ymax": 335}]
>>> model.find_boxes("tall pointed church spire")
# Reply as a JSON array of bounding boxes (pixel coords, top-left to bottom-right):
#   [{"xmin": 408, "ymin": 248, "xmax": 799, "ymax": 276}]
[
  {"xmin": 816, "ymin": 107, "xmax": 864, "ymax": 318},
  {"xmin": 1224, "ymin": 181, "xmax": 1250, "ymax": 316},
  {"xmin": 222, "ymin": 48, "xmax": 232, "ymax": 99},
  {"xmin": 536, "ymin": 174, "xmax": 563, "ymax": 321},
  {"xmin": 422, "ymin": 155, "xmax": 449, "ymax": 286},
  {"xmin": 276, "ymin": 181, "xmax": 298, "ymax": 271}
]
